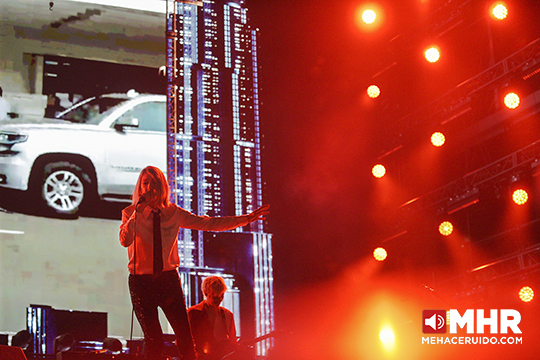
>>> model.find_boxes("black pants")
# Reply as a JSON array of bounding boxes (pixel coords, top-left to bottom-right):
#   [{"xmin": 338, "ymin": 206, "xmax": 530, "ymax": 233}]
[{"xmin": 129, "ymin": 270, "xmax": 196, "ymax": 360}]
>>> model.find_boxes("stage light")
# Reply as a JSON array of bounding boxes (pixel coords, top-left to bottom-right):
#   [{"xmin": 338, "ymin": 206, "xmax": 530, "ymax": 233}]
[
  {"xmin": 372, "ymin": 164, "xmax": 386, "ymax": 178},
  {"xmin": 492, "ymin": 3, "xmax": 508, "ymax": 20},
  {"xmin": 379, "ymin": 328, "xmax": 395, "ymax": 344},
  {"xmin": 367, "ymin": 85, "xmax": 380, "ymax": 98},
  {"xmin": 373, "ymin": 247, "xmax": 387, "ymax": 261},
  {"xmin": 355, "ymin": 5, "xmax": 383, "ymax": 32},
  {"xmin": 103, "ymin": 337, "xmax": 123, "ymax": 354},
  {"xmin": 512, "ymin": 188, "xmax": 528, "ymax": 205},
  {"xmin": 53, "ymin": 333, "xmax": 75, "ymax": 355},
  {"xmin": 424, "ymin": 47, "xmax": 440, "ymax": 63},
  {"xmin": 439, "ymin": 221, "xmax": 453, "ymax": 236},
  {"xmin": 362, "ymin": 9, "xmax": 376, "ymax": 24},
  {"xmin": 504, "ymin": 92, "xmax": 520, "ymax": 109},
  {"xmin": 519, "ymin": 286, "xmax": 534, "ymax": 302},
  {"xmin": 431, "ymin": 132, "xmax": 445, "ymax": 147}
]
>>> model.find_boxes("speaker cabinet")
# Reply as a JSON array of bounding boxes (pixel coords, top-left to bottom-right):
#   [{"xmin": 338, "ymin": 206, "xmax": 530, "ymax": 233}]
[{"xmin": 0, "ymin": 345, "xmax": 27, "ymax": 360}]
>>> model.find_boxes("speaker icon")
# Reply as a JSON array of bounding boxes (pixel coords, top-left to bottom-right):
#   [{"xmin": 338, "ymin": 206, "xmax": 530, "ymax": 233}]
[
  {"xmin": 422, "ymin": 310, "xmax": 447, "ymax": 333},
  {"xmin": 425, "ymin": 314, "xmax": 445, "ymax": 330}
]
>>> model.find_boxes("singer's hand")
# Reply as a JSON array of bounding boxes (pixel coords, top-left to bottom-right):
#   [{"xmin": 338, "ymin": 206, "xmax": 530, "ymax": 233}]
[
  {"xmin": 247, "ymin": 204, "xmax": 270, "ymax": 222},
  {"xmin": 136, "ymin": 192, "xmax": 150, "ymax": 212}
]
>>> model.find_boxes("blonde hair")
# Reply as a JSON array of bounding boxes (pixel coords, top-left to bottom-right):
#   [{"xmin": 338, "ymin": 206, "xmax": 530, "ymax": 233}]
[
  {"xmin": 132, "ymin": 166, "xmax": 170, "ymax": 208},
  {"xmin": 201, "ymin": 276, "xmax": 227, "ymax": 297}
]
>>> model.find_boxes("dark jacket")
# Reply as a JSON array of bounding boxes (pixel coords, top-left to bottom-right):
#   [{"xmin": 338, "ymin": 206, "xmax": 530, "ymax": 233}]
[{"xmin": 188, "ymin": 301, "xmax": 237, "ymax": 360}]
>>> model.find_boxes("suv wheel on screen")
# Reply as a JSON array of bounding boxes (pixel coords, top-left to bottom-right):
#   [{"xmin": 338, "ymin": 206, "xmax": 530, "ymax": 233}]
[{"xmin": 39, "ymin": 161, "xmax": 92, "ymax": 215}]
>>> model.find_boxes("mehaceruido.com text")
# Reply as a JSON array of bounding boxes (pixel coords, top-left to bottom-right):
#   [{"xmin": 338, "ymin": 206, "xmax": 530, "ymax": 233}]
[{"xmin": 422, "ymin": 336, "xmax": 523, "ymax": 345}]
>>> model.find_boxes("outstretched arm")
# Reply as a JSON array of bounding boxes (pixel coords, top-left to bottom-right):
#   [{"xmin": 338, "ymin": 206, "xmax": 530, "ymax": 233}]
[
  {"xmin": 176, "ymin": 204, "xmax": 270, "ymax": 231},
  {"xmin": 247, "ymin": 204, "xmax": 270, "ymax": 223}
]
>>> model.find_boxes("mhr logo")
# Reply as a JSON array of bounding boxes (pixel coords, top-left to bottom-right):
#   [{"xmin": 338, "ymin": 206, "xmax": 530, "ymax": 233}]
[{"xmin": 422, "ymin": 309, "xmax": 522, "ymax": 334}]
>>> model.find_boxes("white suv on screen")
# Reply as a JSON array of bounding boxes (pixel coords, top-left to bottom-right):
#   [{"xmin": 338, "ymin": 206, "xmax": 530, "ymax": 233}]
[{"xmin": 0, "ymin": 92, "xmax": 167, "ymax": 215}]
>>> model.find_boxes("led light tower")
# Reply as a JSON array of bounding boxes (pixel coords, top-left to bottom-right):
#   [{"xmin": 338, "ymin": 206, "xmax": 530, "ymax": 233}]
[{"xmin": 165, "ymin": 0, "xmax": 274, "ymax": 354}]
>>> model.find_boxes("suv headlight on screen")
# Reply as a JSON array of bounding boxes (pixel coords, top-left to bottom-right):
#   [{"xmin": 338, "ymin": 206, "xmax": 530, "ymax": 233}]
[{"xmin": 0, "ymin": 131, "xmax": 28, "ymax": 152}]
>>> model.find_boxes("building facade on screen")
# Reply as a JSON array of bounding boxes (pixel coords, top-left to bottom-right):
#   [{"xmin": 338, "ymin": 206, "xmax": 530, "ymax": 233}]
[{"xmin": 165, "ymin": 0, "xmax": 274, "ymax": 353}]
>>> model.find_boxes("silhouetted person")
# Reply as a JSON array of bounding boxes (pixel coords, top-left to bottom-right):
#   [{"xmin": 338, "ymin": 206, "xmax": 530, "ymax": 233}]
[
  {"xmin": 45, "ymin": 94, "xmax": 64, "ymax": 118},
  {"xmin": 188, "ymin": 276, "xmax": 238, "ymax": 360},
  {"xmin": 119, "ymin": 166, "xmax": 269, "ymax": 360}
]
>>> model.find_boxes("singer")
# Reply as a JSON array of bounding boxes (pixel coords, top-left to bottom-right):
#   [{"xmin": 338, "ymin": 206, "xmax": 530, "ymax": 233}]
[{"xmin": 119, "ymin": 166, "xmax": 269, "ymax": 360}]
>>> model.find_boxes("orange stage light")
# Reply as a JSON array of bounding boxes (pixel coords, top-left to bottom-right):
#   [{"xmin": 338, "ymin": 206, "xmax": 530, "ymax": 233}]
[
  {"xmin": 504, "ymin": 92, "xmax": 520, "ymax": 109},
  {"xmin": 431, "ymin": 132, "xmax": 445, "ymax": 147},
  {"xmin": 519, "ymin": 286, "xmax": 534, "ymax": 302},
  {"xmin": 424, "ymin": 46, "xmax": 440, "ymax": 63},
  {"xmin": 439, "ymin": 221, "xmax": 453, "ymax": 236},
  {"xmin": 367, "ymin": 85, "xmax": 380, "ymax": 98},
  {"xmin": 372, "ymin": 164, "xmax": 386, "ymax": 178},
  {"xmin": 512, "ymin": 188, "xmax": 528, "ymax": 205},
  {"xmin": 354, "ymin": 4, "xmax": 384, "ymax": 32},
  {"xmin": 362, "ymin": 9, "xmax": 376, "ymax": 24},
  {"xmin": 491, "ymin": 3, "xmax": 508, "ymax": 20},
  {"xmin": 379, "ymin": 328, "xmax": 395, "ymax": 344},
  {"xmin": 373, "ymin": 247, "xmax": 387, "ymax": 261}
]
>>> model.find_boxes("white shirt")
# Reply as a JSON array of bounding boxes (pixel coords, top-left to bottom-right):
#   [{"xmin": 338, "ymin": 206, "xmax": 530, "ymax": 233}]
[{"xmin": 119, "ymin": 203, "xmax": 250, "ymax": 274}]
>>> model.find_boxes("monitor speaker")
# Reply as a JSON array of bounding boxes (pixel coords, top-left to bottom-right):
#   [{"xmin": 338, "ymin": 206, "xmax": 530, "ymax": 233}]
[{"xmin": 0, "ymin": 345, "xmax": 27, "ymax": 360}]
